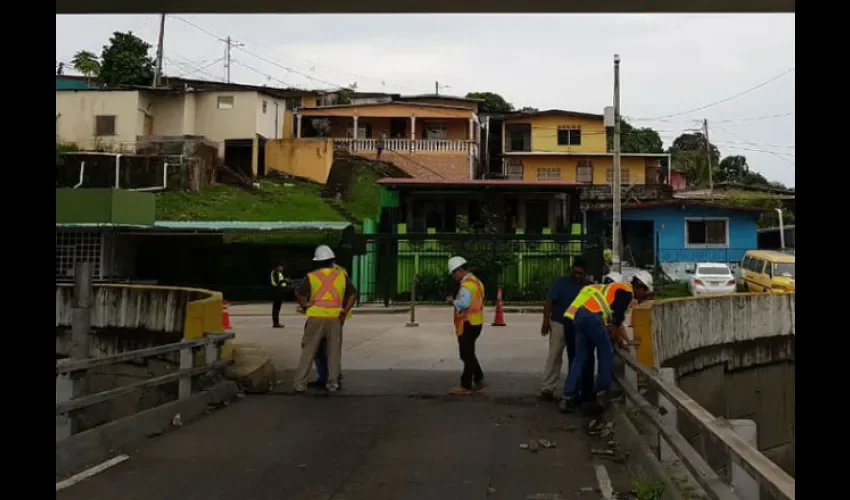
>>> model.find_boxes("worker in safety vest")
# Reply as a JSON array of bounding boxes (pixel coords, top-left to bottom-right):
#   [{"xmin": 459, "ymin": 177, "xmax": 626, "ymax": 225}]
[
  {"xmin": 558, "ymin": 270, "xmax": 653, "ymax": 414},
  {"xmin": 310, "ymin": 263, "xmax": 354, "ymax": 389},
  {"xmin": 270, "ymin": 263, "xmax": 288, "ymax": 328},
  {"xmin": 445, "ymin": 256, "xmax": 487, "ymax": 395},
  {"xmin": 293, "ymin": 245, "xmax": 358, "ymax": 392}
]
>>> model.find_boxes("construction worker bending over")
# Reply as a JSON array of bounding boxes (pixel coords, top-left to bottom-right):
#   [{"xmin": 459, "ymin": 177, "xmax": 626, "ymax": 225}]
[
  {"xmin": 446, "ymin": 256, "xmax": 488, "ymax": 395},
  {"xmin": 559, "ymin": 270, "xmax": 653, "ymax": 413},
  {"xmin": 293, "ymin": 245, "xmax": 357, "ymax": 393},
  {"xmin": 311, "ymin": 263, "xmax": 354, "ymax": 389}
]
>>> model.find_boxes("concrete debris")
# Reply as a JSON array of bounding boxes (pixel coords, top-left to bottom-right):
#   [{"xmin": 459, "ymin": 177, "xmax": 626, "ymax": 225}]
[
  {"xmin": 528, "ymin": 440, "xmax": 539, "ymax": 452},
  {"xmin": 172, "ymin": 413, "xmax": 183, "ymax": 427},
  {"xmin": 538, "ymin": 439, "xmax": 556, "ymax": 449},
  {"xmin": 519, "ymin": 443, "xmax": 530, "ymax": 450},
  {"xmin": 591, "ymin": 448, "xmax": 616, "ymax": 456},
  {"xmin": 579, "ymin": 486, "xmax": 596, "ymax": 493}
]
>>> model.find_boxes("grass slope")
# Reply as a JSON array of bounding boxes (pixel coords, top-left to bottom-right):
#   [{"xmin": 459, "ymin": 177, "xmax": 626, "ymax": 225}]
[{"xmin": 156, "ymin": 178, "xmax": 344, "ymax": 222}]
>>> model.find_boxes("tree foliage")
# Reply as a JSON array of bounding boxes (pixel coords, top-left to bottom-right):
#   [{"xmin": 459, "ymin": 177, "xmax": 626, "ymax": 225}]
[
  {"xmin": 465, "ymin": 91, "xmax": 514, "ymax": 114},
  {"xmin": 97, "ymin": 31, "xmax": 155, "ymax": 87},
  {"xmin": 606, "ymin": 119, "xmax": 664, "ymax": 154},
  {"xmin": 71, "ymin": 50, "xmax": 101, "ymax": 82}
]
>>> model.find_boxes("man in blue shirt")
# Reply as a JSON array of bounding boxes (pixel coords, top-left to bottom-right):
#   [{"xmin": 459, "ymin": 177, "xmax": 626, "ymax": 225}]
[{"xmin": 538, "ymin": 257, "xmax": 595, "ymax": 402}]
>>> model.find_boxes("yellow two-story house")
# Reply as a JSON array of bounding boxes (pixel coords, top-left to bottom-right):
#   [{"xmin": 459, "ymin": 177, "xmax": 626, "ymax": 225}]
[{"xmin": 501, "ymin": 109, "xmax": 670, "ymax": 186}]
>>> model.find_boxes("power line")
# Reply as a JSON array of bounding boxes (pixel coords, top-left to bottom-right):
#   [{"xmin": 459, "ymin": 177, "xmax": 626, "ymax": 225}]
[
  {"xmin": 231, "ymin": 59, "xmax": 291, "ymax": 87},
  {"xmin": 713, "ymin": 124, "xmax": 795, "ymax": 166},
  {"xmin": 631, "ymin": 66, "xmax": 795, "ymax": 121}
]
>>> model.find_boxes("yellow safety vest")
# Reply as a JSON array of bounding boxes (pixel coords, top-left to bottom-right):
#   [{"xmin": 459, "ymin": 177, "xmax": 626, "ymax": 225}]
[
  {"xmin": 564, "ymin": 282, "xmax": 633, "ymax": 325},
  {"xmin": 458, "ymin": 274, "xmax": 485, "ymax": 326},
  {"xmin": 333, "ymin": 264, "xmax": 353, "ymax": 320},
  {"xmin": 271, "ymin": 270, "xmax": 287, "ymax": 287},
  {"xmin": 305, "ymin": 268, "xmax": 346, "ymax": 318}
]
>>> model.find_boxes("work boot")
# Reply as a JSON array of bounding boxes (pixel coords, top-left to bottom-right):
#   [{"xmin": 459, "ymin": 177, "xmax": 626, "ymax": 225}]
[
  {"xmin": 537, "ymin": 390, "xmax": 555, "ymax": 402},
  {"xmin": 558, "ymin": 396, "xmax": 579, "ymax": 414},
  {"xmin": 326, "ymin": 382, "xmax": 340, "ymax": 392},
  {"xmin": 273, "ymin": 324, "xmax": 285, "ymax": 329}
]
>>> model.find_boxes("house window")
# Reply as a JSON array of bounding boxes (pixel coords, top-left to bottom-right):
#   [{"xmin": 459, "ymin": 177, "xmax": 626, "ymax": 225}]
[
  {"xmin": 606, "ymin": 167, "xmax": 631, "ymax": 185},
  {"xmin": 285, "ymin": 97, "xmax": 302, "ymax": 110},
  {"xmin": 94, "ymin": 115, "xmax": 116, "ymax": 136},
  {"xmin": 685, "ymin": 218, "xmax": 729, "ymax": 248},
  {"xmin": 262, "ymin": 100, "xmax": 268, "ymax": 114},
  {"xmin": 506, "ymin": 159, "xmax": 523, "ymax": 180},
  {"xmin": 576, "ymin": 159, "xmax": 593, "ymax": 184},
  {"xmin": 537, "ymin": 167, "xmax": 561, "ymax": 181},
  {"xmin": 217, "ymin": 96, "xmax": 234, "ymax": 110},
  {"xmin": 424, "ymin": 122, "xmax": 448, "ymax": 140},
  {"xmin": 557, "ymin": 126, "xmax": 581, "ymax": 146}
]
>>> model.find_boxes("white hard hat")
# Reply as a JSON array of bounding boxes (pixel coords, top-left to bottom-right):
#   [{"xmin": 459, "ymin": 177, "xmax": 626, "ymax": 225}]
[
  {"xmin": 631, "ymin": 269, "xmax": 654, "ymax": 292},
  {"xmin": 447, "ymin": 256, "xmax": 468, "ymax": 274},
  {"xmin": 313, "ymin": 245, "xmax": 336, "ymax": 261},
  {"xmin": 603, "ymin": 272, "xmax": 623, "ymax": 284}
]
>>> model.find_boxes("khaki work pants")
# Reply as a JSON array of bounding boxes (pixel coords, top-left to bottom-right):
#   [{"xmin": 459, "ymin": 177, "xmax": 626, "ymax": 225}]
[
  {"xmin": 540, "ymin": 321, "xmax": 567, "ymax": 393},
  {"xmin": 293, "ymin": 317, "xmax": 342, "ymax": 389}
]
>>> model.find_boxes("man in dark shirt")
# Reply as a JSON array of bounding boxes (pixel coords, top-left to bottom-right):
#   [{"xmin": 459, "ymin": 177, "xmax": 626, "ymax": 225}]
[
  {"xmin": 539, "ymin": 258, "xmax": 594, "ymax": 402},
  {"xmin": 270, "ymin": 263, "xmax": 288, "ymax": 328}
]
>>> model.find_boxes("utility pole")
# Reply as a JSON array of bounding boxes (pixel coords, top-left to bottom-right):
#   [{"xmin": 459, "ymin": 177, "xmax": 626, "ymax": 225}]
[
  {"xmin": 435, "ymin": 81, "xmax": 439, "ymax": 95},
  {"xmin": 703, "ymin": 118, "xmax": 713, "ymax": 191},
  {"xmin": 152, "ymin": 13, "xmax": 166, "ymax": 87},
  {"xmin": 611, "ymin": 54, "xmax": 622, "ymax": 274},
  {"xmin": 223, "ymin": 36, "xmax": 244, "ymax": 83}
]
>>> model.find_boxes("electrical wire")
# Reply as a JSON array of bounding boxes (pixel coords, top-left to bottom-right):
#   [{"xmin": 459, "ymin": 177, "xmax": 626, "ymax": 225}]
[
  {"xmin": 630, "ymin": 66, "xmax": 795, "ymax": 121},
  {"xmin": 713, "ymin": 124, "xmax": 795, "ymax": 166}
]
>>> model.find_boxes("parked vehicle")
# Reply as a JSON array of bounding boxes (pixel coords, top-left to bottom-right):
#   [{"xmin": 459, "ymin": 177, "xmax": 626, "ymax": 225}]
[
  {"xmin": 738, "ymin": 250, "xmax": 795, "ymax": 293},
  {"xmin": 687, "ymin": 263, "xmax": 737, "ymax": 296}
]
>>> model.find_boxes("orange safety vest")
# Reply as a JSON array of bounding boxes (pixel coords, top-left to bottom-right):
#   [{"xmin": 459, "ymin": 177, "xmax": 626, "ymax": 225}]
[
  {"xmin": 453, "ymin": 274, "xmax": 485, "ymax": 332},
  {"xmin": 564, "ymin": 282, "xmax": 633, "ymax": 325},
  {"xmin": 305, "ymin": 268, "xmax": 346, "ymax": 318}
]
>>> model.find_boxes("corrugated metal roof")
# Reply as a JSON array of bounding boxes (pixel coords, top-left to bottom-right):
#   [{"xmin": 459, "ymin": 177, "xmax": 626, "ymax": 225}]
[
  {"xmin": 587, "ymin": 200, "xmax": 769, "ymax": 213},
  {"xmin": 56, "ymin": 221, "xmax": 354, "ymax": 232}
]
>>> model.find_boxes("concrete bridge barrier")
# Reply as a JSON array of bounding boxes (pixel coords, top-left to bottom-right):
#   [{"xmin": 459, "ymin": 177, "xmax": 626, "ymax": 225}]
[
  {"xmin": 629, "ymin": 292, "xmax": 796, "ymax": 495},
  {"xmin": 55, "ymin": 283, "xmax": 275, "ymax": 434}
]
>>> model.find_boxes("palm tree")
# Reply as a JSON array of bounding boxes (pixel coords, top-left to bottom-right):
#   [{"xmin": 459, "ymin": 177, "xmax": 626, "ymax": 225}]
[{"xmin": 71, "ymin": 50, "xmax": 101, "ymax": 85}]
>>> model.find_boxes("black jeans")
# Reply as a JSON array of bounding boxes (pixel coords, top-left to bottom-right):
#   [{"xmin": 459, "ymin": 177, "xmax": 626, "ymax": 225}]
[
  {"xmin": 271, "ymin": 292, "xmax": 284, "ymax": 326},
  {"xmin": 564, "ymin": 320, "xmax": 596, "ymax": 402},
  {"xmin": 457, "ymin": 322, "xmax": 484, "ymax": 390}
]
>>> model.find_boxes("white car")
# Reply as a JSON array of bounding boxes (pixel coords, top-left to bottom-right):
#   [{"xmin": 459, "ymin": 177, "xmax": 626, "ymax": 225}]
[{"xmin": 687, "ymin": 263, "xmax": 737, "ymax": 296}]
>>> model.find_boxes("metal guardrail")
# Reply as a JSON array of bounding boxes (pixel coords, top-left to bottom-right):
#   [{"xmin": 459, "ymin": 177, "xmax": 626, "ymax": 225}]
[
  {"xmin": 56, "ymin": 332, "xmax": 235, "ymax": 441},
  {"xmin": 614, "ymin": 347, "xmax": 795, "ymax": 500}
]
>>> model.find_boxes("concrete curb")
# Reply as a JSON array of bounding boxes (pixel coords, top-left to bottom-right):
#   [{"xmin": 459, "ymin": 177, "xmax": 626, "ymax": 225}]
[
  {"xmin": 612, "ymin": 404, "xmax": 686, "ymax": 500},
  {"xmin": 56, "ymin": 380, "xmax": 240, "ymax": 479}
]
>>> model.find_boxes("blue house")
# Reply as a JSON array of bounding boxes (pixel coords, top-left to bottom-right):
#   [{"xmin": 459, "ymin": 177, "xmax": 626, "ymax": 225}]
[{"xmin": 588, "ymin": 200, "xmax": 767, "ymax": 279}]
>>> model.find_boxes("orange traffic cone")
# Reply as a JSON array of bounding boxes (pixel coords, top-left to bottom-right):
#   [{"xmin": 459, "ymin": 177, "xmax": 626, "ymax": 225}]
[
  {"xmin": 492, "ymin": 288, "xmax": 506, "ymax": 327},
  {"xmin": 222, "ymin": 301, "xmax": 233, "ymax": 331}
]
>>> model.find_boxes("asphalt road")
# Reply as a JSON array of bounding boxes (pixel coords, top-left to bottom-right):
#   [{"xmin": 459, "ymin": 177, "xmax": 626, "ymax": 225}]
[
  {"xmin": 57, "ymin": 383, "xmax": 633, "ymax": 500},
  {"xmin": 57, "ymin": 310, "xmax": 635, "ymax": 499}
]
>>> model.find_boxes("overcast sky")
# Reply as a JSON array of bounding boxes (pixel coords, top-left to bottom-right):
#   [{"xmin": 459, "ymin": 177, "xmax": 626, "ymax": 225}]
[{"xmin": 56, "ymin": 14, "xmax": 795, "ymax": 187}]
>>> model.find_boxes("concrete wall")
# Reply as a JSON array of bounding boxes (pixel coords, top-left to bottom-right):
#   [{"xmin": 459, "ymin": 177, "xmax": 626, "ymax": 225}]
[
  {"xmin": 630, "ymin": 293, "xmax": 795, "ymax": 482},
  {"xmin": 55, "ymin": 283, "xmax": 227, "ymax": 356},
  {"xmin": 265, "ymin": 138, "xmax": 335, "ymax": 184},
  {"xmin": 56, "ymin": 283, "xmax": 230, "ymax": 432},
  {"xmin": 357, "ymin": 150, "xmax": 471, "ymax": 180},
  {"xmin": 56, "ymin": 91, "xmax": 141, "ymax": 150}
]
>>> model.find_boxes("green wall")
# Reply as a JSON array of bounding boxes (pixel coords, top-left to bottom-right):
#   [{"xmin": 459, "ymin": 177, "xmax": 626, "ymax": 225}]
[{"xmin": 56, "ymin": 188, "xmax": 156, "ymax": 225}]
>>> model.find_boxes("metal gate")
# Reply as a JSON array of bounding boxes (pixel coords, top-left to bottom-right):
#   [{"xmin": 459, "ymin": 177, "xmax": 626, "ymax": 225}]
[{"xmin": 350, "ymin": 232, "xmax": 604, "ymax": 305}]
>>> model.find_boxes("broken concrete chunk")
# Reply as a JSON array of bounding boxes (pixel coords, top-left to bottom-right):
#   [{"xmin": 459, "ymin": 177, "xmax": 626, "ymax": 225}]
[{"xmin": 538, "ymin": 439, "xmax": 556, "ymax": 449}]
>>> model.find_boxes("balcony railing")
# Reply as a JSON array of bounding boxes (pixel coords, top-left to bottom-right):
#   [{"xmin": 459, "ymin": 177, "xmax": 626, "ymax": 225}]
[{"xmin": 332, "ymin": 138, "xmax": 478, "ymax": 156}]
